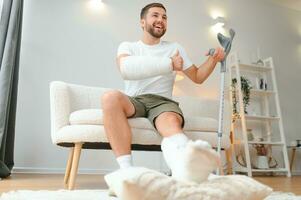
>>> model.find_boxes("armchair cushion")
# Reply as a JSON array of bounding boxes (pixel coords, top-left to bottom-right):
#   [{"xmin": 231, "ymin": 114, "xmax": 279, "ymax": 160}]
[{"xmin": 69, "ymin": 109, "xmax": 218, "ymax": 132}]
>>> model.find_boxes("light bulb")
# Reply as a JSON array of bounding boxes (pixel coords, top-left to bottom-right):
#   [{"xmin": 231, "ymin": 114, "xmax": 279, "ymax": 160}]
[{"xmin": 88, "ymin": 0, "xmax": 104, "ymax": 11}]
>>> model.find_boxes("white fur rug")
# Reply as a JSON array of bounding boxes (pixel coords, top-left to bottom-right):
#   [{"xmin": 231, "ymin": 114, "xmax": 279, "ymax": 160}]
[
  {"xmin": 0, "ymin": 190, "xmax": 117, "ymax": 200},
  {"xmin": 0, "ymin": 190, "xmax": 300, "ymax": 200}
]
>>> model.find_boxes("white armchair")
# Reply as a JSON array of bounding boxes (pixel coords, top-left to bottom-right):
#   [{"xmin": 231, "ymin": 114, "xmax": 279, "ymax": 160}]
[{"xmin": 50, "ymin": 81, "xmax": 232, "ymax": 190}]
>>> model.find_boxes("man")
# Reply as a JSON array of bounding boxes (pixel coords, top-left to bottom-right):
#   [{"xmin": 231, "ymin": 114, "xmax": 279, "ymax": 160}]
[{"xmin": 102, "ymin": 3, "xmax": 225, "ymax": 183}]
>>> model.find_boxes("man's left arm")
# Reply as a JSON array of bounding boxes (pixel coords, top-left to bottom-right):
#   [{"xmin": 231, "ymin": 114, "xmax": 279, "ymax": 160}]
[{"xmin": 183, "ymin": 47, "xmax": 225, "ymax": 84}]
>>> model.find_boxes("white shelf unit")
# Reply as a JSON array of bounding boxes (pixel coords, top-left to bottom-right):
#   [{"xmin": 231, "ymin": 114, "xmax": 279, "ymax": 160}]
[{"xmin": 228, "ymin": 52, "xmax": 291, "ymax": 177}]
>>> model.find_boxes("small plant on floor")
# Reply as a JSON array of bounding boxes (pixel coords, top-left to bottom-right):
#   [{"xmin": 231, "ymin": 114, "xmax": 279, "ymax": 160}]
[{"xmin": 253, "ymin": 143, "xmax": 267, "ymax": 156}]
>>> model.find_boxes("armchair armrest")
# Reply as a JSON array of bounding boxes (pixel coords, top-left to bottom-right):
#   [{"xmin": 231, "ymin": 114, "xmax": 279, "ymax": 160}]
[
  {"xmin": 49, "ymin": 81, "xmax": 112, "ymax": 143},
  {"xmin": 50, "ymin": 81, "xmax": 71, "ymax": 142}
]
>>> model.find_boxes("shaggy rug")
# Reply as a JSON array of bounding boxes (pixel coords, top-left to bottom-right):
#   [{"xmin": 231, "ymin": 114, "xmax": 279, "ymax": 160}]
[{"xmin": 0, "ymin": 190, "xmax": 300, "ymax": 200}]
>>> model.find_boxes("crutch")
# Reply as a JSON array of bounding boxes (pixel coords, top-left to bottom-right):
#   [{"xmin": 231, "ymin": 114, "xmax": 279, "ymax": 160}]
[{"xmin": 208, "ymin": 29, "xmax": 235, "ymax": 175}]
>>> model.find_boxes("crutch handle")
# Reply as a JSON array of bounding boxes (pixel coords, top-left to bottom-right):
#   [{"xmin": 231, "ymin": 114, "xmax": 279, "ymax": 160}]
[{"xmin": 207, "ymin": 29, "xmax": 235, "ymax": 72}]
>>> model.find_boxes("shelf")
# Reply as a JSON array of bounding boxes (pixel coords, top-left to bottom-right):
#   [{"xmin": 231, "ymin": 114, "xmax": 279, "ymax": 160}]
[
  {"xmin": 250, "ymin": 89, "xmax": 275, "ymax": 96},
  {"xmin": 235, "ymin": 167, "xmax": 288, "ymax": 173},
  {"xmin": 252, "ymin": 168, "xmax": 287, "ymax": 172},
  {"xmin": 231, "ymin": 88, "xmax": 275, "ymax": 96},
  {"xmin": 231, "ymin": 63, "xmax": 273, "ymax": 72},
  {"xmin": 234, "ymin": 114, "xmax": 280, "ymax": 121},
  {"xmin": 248, "ymin": 141, "xmax": 284, "ymax": 145},
  {"xmin": 245, "ymin": 115, "xmax": 280, "ymax": 121},
  {"xmin": 232, "ymin": 141, "xmax": 284, "ymax": 145}
]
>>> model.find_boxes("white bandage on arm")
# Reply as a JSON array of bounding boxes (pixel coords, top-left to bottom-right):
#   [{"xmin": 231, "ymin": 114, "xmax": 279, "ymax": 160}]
[{"xmin": 120, "ymin": 56, "xmax": 173, "ymax": 80}]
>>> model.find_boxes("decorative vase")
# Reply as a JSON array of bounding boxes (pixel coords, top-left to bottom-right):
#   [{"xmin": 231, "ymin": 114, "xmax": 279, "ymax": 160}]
[{"xmin": 257, "ymin": 156, "xmax": 269, "ymax": 169}]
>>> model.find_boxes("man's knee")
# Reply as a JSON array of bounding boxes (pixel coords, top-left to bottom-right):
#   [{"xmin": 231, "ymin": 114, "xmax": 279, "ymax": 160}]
[
  {"xmin": 101, "ymin": 90, "xmax": 135, "ymax": 116},
  {"xmin": 155, "ymin": 112, "xmax": 183, "ymax": 127},
  {"xmin": 101, "ymin": 90, "xmax": 124, "ymax": 110}
]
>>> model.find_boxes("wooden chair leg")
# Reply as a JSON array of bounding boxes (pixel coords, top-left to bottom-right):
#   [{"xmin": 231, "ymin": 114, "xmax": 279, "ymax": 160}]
[
  {"xmin": 64, "ymin": 147, "xmax": 74, "ymax": 188},
  {"xmin": 225, "ymin": 148, "xmax": 233, "ymax": 175},
  {"xmin": 68, "ymin": 143, "xmax": 83, "ymax": 190},
  {"xmin": 290, "ymin": 147, "xmax": 296, "ymax": 172}
]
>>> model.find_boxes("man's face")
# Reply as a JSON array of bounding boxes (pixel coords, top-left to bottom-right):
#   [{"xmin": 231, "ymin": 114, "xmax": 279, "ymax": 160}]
[{"xmin": 141, "ymin": 7, "xmax": 167, "ymax": 38}]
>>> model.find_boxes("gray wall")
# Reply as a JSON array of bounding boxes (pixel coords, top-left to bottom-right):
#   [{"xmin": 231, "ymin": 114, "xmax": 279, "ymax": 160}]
[{"xmin": 15, "ymin": 0, "xmax": 301, "ymax": 174}]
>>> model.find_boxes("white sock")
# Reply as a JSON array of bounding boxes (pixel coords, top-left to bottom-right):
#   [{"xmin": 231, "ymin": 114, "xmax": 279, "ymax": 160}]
[{"xmin": 116, "ymin": 154, "xmax": 132, "ymax": 169}]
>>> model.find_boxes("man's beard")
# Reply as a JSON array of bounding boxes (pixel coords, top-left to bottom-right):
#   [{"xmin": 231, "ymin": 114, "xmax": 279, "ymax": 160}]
[{"xmin": 145, "ymin": 23, "xmax": 166, "ymax": 38}]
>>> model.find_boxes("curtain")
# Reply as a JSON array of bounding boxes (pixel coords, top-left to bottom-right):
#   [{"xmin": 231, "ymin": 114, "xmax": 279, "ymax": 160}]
[
  {"xmin": 0, "ymin": 0, "xmax": 23, "ymax": 178},
  {"xmin": 0, "ymin": 1, "xmax": 4, "ymax": 19}
]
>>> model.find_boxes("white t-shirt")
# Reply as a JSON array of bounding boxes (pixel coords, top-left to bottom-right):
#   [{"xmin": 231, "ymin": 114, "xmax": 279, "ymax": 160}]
[{"xmin": 117, "ymin": 40, "xmax": 193, "ymax": 99}]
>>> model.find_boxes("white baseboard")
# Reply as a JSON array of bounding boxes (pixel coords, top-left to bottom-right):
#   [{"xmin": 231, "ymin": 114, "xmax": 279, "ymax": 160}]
[
  {"xmin": 12, "ymin": 167, "xmax": 166, "ymax": 175},
  {"xmin": 12, "ymin": 167, "xmax": 301, "ymax": 176},
  {"xmin": 292, "ymin": 170, "xmax": 301, "ymax": 176},
  {"xmin": 12, "ymin": 167, "xmax": 113, "ymax": 175}
]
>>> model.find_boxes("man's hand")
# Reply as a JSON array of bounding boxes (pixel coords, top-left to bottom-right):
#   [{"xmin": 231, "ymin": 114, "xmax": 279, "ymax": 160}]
[
  {"xmin": 171, "ymin": 50, "xmax": 183, "ymax": 71},
  {"xmin": 205, "ymin": 47, "xmax": 225, "ymax": 63}
]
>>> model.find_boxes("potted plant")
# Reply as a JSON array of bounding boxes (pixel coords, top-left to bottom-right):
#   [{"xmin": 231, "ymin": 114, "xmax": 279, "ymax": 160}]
[
  {"xmin": 231, "ymin": 76, "xmax": 252, "ymax": 115},
  {"xmin": 253, "ymin": 141, "xmax": 269, "ymax": 169},
  {"xmin": 253, "ymin": 143, "xmax": 268, "ymax": 156}
]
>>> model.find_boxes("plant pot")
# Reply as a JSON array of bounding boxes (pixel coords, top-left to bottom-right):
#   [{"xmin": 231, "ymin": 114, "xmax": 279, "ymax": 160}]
[{"xmin": 257, "ymin": 156, "xmax": 269, "ymax": 169}]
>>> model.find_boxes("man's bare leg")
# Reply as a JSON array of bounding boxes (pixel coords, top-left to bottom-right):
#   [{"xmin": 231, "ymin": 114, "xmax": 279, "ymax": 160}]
[
  {"xmin": 102, "ymin": 90, "xmax": 135, "ymax": 168},
  {"xmin": 155, "ymin": 112, "xmax": 220, "ymax": 183}
]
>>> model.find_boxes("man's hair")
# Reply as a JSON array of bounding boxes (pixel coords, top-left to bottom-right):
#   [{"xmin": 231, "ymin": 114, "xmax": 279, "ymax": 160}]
[{"xmin": 140, "ymin": 3, "xmax": 166, "ymax": 19}]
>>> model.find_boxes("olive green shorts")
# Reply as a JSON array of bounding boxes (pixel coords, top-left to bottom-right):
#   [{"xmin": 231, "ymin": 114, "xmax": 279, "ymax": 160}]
[{"xmin": 128, "ymin": 94, "xmax": 185, "ymax": 129}]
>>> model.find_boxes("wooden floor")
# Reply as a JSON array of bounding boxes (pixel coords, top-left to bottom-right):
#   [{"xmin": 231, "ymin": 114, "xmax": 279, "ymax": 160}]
[{"xmin": 0, "ymin": 173, "xmax": 300, "ymax": 195}]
